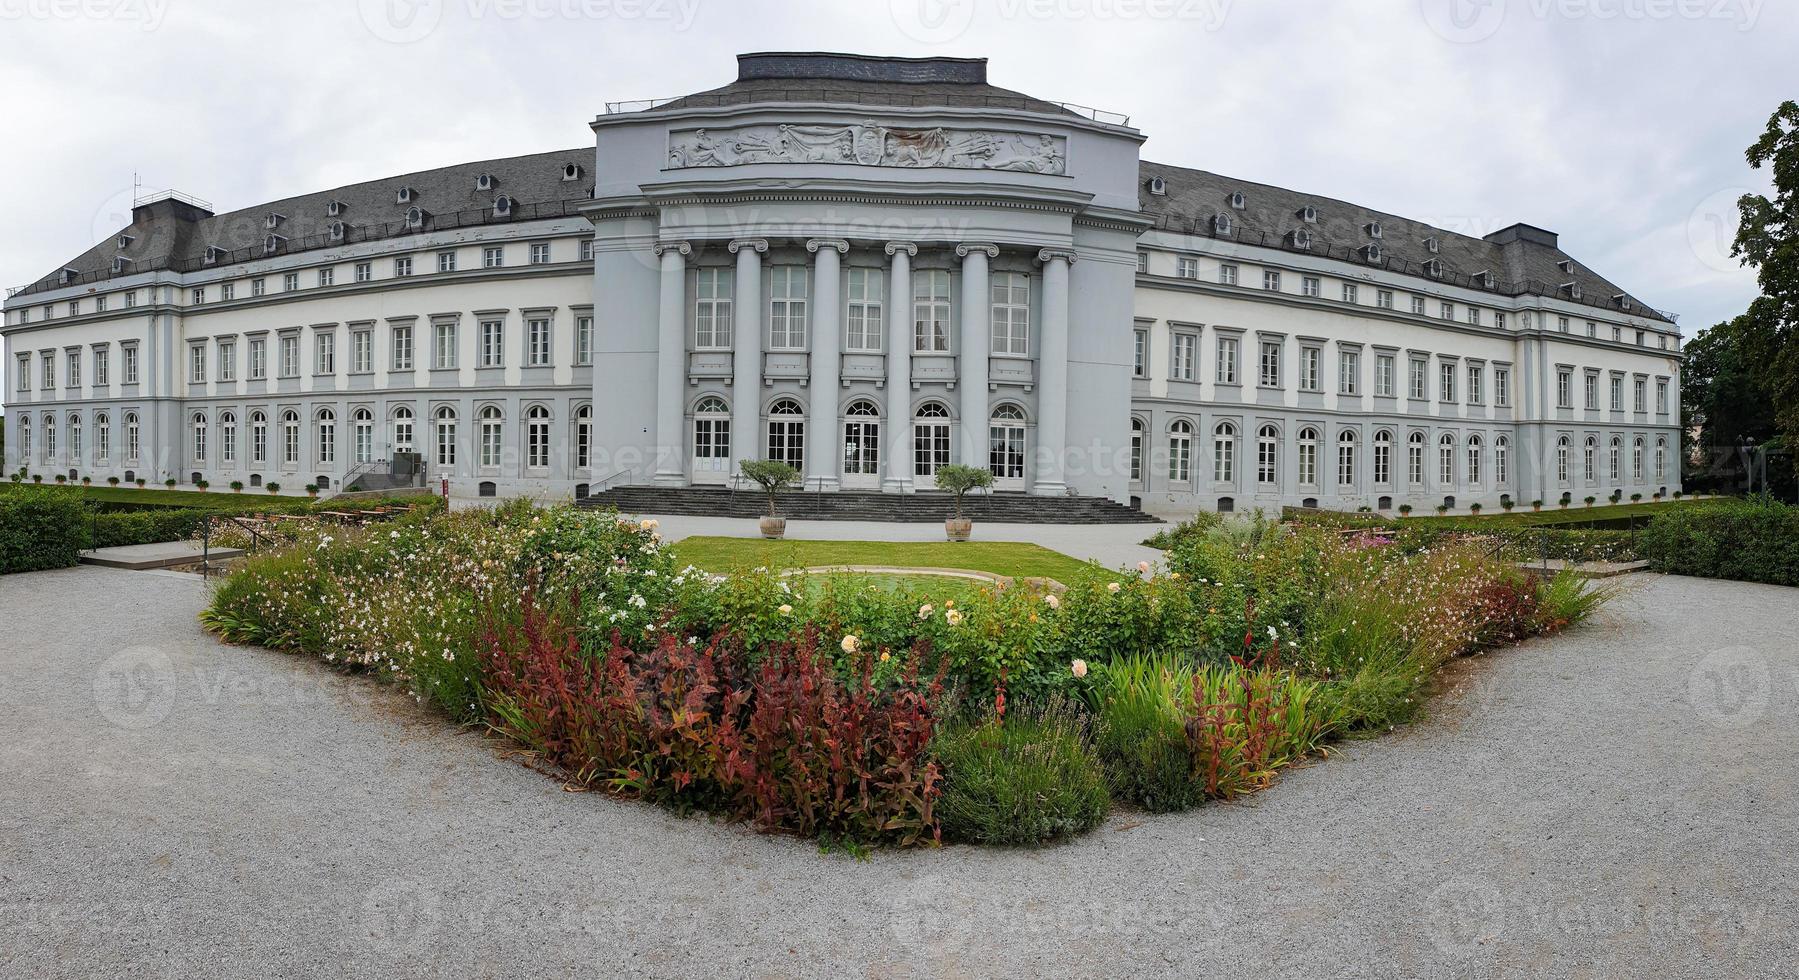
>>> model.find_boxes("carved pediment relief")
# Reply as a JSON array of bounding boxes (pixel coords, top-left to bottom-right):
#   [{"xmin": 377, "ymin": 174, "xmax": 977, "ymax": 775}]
[{"xmin": 668, "ymin": 122, "xmax": 1066, "ymax": 175}]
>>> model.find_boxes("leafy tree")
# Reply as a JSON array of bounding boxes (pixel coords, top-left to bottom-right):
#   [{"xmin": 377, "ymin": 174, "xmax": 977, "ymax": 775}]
[
  {"xmin": 1681, "ymin": 314, "xmax": 1778, "ymax": 487},
  {"xmin": 932, "ymin": 464, "xmax": 994, "ymax": 520},
  {"xmin": 1726, "ymin": 100, "xmax": 1799, "ymax": 486},
  {"xmin": 738, "ymin": 459, "xmax": 799, "ymax": 517}
]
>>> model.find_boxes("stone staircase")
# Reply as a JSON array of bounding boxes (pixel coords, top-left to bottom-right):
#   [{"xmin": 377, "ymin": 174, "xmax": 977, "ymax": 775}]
[{"xmin": 577, "ymin": 486, "xmax": 1162, "ymax": 524}]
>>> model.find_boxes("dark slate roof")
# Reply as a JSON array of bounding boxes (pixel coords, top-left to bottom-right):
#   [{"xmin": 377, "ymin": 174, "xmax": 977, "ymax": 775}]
[
  {"xmin": 653, "ymin": 52, "xmax": 1081, "ymax": 118},
  {"xmin": 1138, "ymin": 160, "xmax": 1672, "ymax": 324},
  {"xmin": 18, "ymin": 146, "xmax": 592, "ymax": 297}
]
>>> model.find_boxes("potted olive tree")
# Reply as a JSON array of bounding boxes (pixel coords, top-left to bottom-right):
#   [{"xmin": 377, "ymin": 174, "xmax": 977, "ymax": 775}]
[
  {"xmin": 933, "ymin": 464, "xmax": 994, "ymax": 542},
  {"xmin": 739, "ymin": 459, "xmax": 800, "ymax": 539}
]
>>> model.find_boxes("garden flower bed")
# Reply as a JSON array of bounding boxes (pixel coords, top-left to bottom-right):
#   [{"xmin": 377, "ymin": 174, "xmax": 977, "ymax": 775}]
[{"xmin": 201, "ymin": 501, "xmax": 1613, "ymax": 849}]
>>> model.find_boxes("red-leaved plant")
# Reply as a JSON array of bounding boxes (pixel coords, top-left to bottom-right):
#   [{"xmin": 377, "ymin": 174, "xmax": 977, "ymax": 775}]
[{"xmin": 1185, "ymin": 598, "xmax": 1292, "ymax": 799}]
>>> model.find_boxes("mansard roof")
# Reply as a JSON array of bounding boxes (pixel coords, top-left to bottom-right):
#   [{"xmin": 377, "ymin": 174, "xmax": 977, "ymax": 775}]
[
  {"xmin": 652, "ymin": 51, "xmax": 1085, "ymax": 119},
  {"xmin": 1138, "ymin": 160, "xmax": 1671, "ymax": 324}
]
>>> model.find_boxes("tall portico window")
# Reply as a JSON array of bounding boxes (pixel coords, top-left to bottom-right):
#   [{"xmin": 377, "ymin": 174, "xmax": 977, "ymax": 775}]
[
  {"xmin": 1130, "ymin": 418, "xmax": 1144, "ymax": 483},
  {"xmin": 693, "ymin": 396, "xmax": 730, "ymax": 469},
  {"xmin": 846, "ymin": 268, "xmax": 884, "ymax": 351},
  {"xmin": 1212, "ymin": 421, "xmax": 1236, "ymax": 484},
  {"xmin": 1257, "ymin": 425, "xmax": 1279, "ymax": 485},
  {"xmin": 318, "ymin": 409, "xmax": 337, "ymax": 465},
  {"xmin": 480, "ymin": 406, "xmax": 504, "ymax": 468},
  {"xmin": 1407, "ymin": 431, "xmax": 1425, "ymax": 486},
  {"xmin": 1337, "ymin": 430, "xmax": 1357, "ymax": 488},
  {"xmin": 126, "ymin": 413, "xmax": 140, "ymax": 462},
  {"xmin": 191, "ymin": 413, "xmax": 207, "ymax": 463},
  {"xmin": 575, "ymin": 405, "xmax": 592, "ymax": 470},
  {"xmin": 251, "ymin": 412, "xmax": 268, "ymax": 463},
  {"xmin": 767, "ymin": 267, "xmax": 808, "ymax": 349},
  {"xmin": 354, "ymin": 409, "xmax": 374, "ymax": 464},
  {"xmin": 1466, "ymin": 434, "xmax": 1482, "ymax": 486},
  {"xmin": 1298, "ymin": 427, "xmax": 1319, "ymax": 487},
  {"xmin": 282, "ymin": 410, "xmax": 301, "ymax": 466},
  {"xmin": 842, "ymin": 399, "xmax": 881, "ymax": 479},
  {"xmin": 694, "ymin": 269, "xmax": 733, "ymax": 349},
  {"xmin": 1168, "ymin": 420, "xmax": 1193, "ymax": 485},
  {"xmin": 990, "ymin": 272, "xmax": 1030, "ymax": 355},
  {"xmin": 913, "ymin": 402, "xmax": 951, "ymax": 477},
  {"xmin": 1495, "ymin": 436, "xmax": 1509, "ymax": 484},
  {"xmin": 436, "ymin": 407, "xmax": 458, "ymax": 468},
  {"xmin": 392, "ymin": 407, "xmax": 414, "ymax": 455},
  {"xmin": 220, "ymin": 412, "xmax": 237, "ymax": 464},
  {"xmin": 1439, "ymin": 433, "xmax": 1456, "ymax": 486},
  {"xmin": 989, "ymin": 404, "xmax": 1027, "ymax": 482},
  {"xmin": 527, "ymin": 405, "xmax": 552, "ymax": 469},
  {"xmin": 914, "ymin": 270, "xmax": 952, "ymax": 352},
  {"xmin": 1373, "ymin": 429, "xmax": 1392, "ymax": 485},
  {"xmin": 766, "ymin": 398, "xmax": 805, "ymax": 469}
]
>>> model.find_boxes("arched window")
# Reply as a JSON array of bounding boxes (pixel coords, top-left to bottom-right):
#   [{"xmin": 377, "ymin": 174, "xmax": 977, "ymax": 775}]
[
  {"xmin": 1495, "ymin": 436, "xmax": 1509, "ymax": 485},
  {"xmin": 842, "ymin": 399, "xmax": 880, "ymax": 479},
  {"xmin": 95, "ymin": 413, "xmax": 110, "ymax": 463},
  {"xmin": 526, "ymin": 405, "xmax": 552, "ymax": 469},
  {"xmin": 1297, "ymin": 426, "xmax": 1319, "ymax": 487},
  {"xmin": 392, "ymin": 406, "xmax": 414, "ymax": 455},
  {"xmin": 1438, "ymin": 432, "xmax": 1456, "ymax": 486},
  {"xmin": 191, "ymin": 412, "xmax": 208, "ymax": 464},
  {"xmin": 1257, "ymin": 424, "xmax": 1279, "ymax": 485},
  {"xmin": 1632, "ymin": 437, "xmax": 1644, "ymax": 481},
  {"xmin": 1372, "ymin": 429, "xmax": 1392, "ymax": 486},
  {"xmin": 1337, "ymin": 429, "xmax": 1358, "ymax": 487},
  {"xmin": 1466, "ymin": 434, "xmax": 1482, "ymax": 486},
  {"xmin": 915, "ymin": 402, "xmax": 951, "ymax": 478},
  {"xmin": 693, "ymin": 396, "xmax": 730, "ymax": 468},
  {"xmin": 69, "ymin": 414, "xmax": 83, "ymax": 463},
  {"xmin": 435, "ymin": 406, "xmax": 458, "ymax": 468},
  {"xmin": 1609, "ymin": 436, "xmax": 1622, "ymax": 481},
  {"xmin": 251, "ymin": 411, "xmax": 268, "ymax": 464},
  {"xmin": 988, "ymin": 404, "xmax": 1027, "ymax": 481},
  {"xmin": 1168, "ymin": 419, "xmax": 1193, "ymax": 485},
  {"xmin": 766, "ymin": 398, "xmax": 805, "ymax": 469},
  {"xmin": 1129, "ymin": 417, "xmax": 1145, "ymax": 484},
  {"xmin": 220, "ymin": 412, "xmax": 237, "ymax": 465},
  {"xmin": 282, "ymin": 410, "xmax": 301, "ymax": 466},
  {"xmin": 43, "ymin": 414, "xmax": 55, "ymax": 459},
  {"xmin": 1408, "ymin": 431, "xmax": 1426, "ymax": 486},
  {"xmin": 574, "ymin": 405, "xmax": 592, "ymax": 470},
  {"xmin": 479, "ymin": 406, "xmax": 504, "ymax": 468},
  {"xmin": 1212, "ymin": 421, "xmax": 1237, "ymax": 484},
  {"xmin": 1655, "ymin": 437, "xmax": 1667, "ymax": 479},
  {"xmin": 317, "ymin": 408, "xmax": 336, "ymax": 465},
  {"xmin": 1584, "ymin": 436, "xmax": 1597, "ymax": 483},
  {"xmin": 125, "ymin": 413, "xmax": 140, "ymax": 462},
  {"xmin": 1558, "ymin": 436, "xmax": 1571, "ymax": 484},
  {"xmin": 18, "ymin": 415, "xmax": 30, "ymax": 461},
  {"xmin": 353, "ymin": 408, "xmax": 374, "ymax": 465}
]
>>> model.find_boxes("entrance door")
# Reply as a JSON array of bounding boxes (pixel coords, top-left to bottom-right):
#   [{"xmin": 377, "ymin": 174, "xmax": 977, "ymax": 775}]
[
  {"xmin": 987, "ymin": 404, "xmax": 1027, "ymax": 491},
  {"xmin": 841, "ymin": 399, "xmax": 881, "ymax": 490},
  {"xmin": 690, "ymin": 396, "xmax": 730, "ymax": 485}
]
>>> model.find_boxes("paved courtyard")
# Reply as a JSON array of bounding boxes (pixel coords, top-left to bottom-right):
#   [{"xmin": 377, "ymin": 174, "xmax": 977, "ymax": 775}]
[{"xmin": 2, "ymin": 565, "xmax": 1795, "ymax": 978}]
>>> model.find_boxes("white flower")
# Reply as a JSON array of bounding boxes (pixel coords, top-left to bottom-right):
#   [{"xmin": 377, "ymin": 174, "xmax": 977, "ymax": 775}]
[
  {"xmin": 639, "ymin": 519, "xmax": 659, "ymax": 531},
  {"xmin": 628, "ymin": 594, "xmax": 647, "ymax": 609},
  {"xmin": 1070, "ymin": 659, "xmax": 1088, "ymax": 678},
  {"xmin": 840, "ymin": 634, "xmax": 860, "ymax": 653},
  {"xmin": 1107, "ymin": 582, "xmax": 1122, "ymax": 594},
  {"xmin": 1137, "ymin": 560, "xmax": 1151, "ymax": 574},
  {"xmin": 944, "ymin": 609, "xmax": 965, "ymax": 627},
  {"xmin": 1043, "ymin": 593, "xmax": 1061, "ymax": 610},
  {"xmin": 778, "ymin": 603, "xmax": 793, "ymax": 616},
  {"xmin": 917, "ymin": 603, "xmax": 934, "ymax": 620}
]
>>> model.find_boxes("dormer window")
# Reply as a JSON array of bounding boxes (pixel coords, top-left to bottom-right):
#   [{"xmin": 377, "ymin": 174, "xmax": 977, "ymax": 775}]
[
  {"xmin": 204, "ymin": 246, "xmax": 225, "ymax": 265},
  {"xmin": 1423, "ymin": 236, "xmax": 1440, "ymax": 254},
  {"xmin": 117, "ymin": 233, "xmax": 135, "ymax": 249},
  {"xmin": 493, "ymin": 195, "xmax": 514, "ymax": 217},
  {"xmin": 1473, "ymin": 270, "xmax": 1493, "ymax": 288},
  {"xmin": 476, "ymin": 173, "xmax": 496, "ymax": 191},
  {"xmin": 1147, "ymin": 175, "xmax": 1166, "ymax": 196},
  {"xmin": 396, "ymin": 186, "xmax": 415, "ymax": 204},
  {"xmin": 1560, "ymin": 281, "xmax": 1582, "ymax": 299},
  {"xmin": 1292, "ymin": 229, "xmax": 1313, "ymax": 250},
  {"xmin": 58, "ymin": 268, "xmax": 78, "ymax": 284},
  {"xmin": 264, "ymin": 213, "xmax": 285, "ymax": 230},
  {"xmin": 326, "ymin": 200, "xmax": 345, "ymax": 217},
  {"xmin": 1363, "ymin": 243, "xmax": 1383, "ymax": 263},
  {"xmin": 1213, "ymin": 213, "xmax": 1232, "ymax": 235},
  {"xmin": 111, "ymin": 257, "xmax": 131, "ymax": 274},
  {"xmin": 1613, "ymin": 294, "xmax": 1631, "ymax": 311},
  {"xmin": 1424, "ymin": 258, "xmax": 1443, "ymax": 277},
  {"xmin": 405, "ymin": 206, "xmax": 426, "ymax": 229},
  {"xmin": 1365, "ymin": 221, "xmax": 1383, "ymax": 239},
  {"xmin": 264, "ymin": 234, "xmax": 287, "ymax": 255},
  {"xmin": 329, "ymin": 221, "xmax": 347, "ymax": 242},
  {"xmin": 561, "ymin": 162, "xmax": 584, "ymax": 181},
  {"xmin": 1299, "ymin": 205, "xmax": 1318, "ymax": 223},
  {"xmin": 1229, "ymin": 190, "xmax": 1245, "ymax": 210},
  {"xmin": 1557, "ymin": 259, "xmax": 1574, "ymax": 273}
]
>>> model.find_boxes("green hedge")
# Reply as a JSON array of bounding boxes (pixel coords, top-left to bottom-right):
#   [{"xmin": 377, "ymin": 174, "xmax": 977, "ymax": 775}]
[
  {"xmin": 1638, "ymin": 497, "xmax": 1799, "ymax": 586},
  {"xmin": 90, "ymin": 509, "xmax": 213, "ymax": 549},
  {"xmin": 0, "ymin": 486, "xmax": 88, "ymax": 573},
  {"xmin": 1283, "ymin": 508, "xmax": 1638, "ymax": 563}
]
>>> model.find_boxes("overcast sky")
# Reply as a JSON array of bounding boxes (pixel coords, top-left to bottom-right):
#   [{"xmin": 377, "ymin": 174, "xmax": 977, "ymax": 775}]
[{"xmin": 1, "ymin": 0, "xmax": 1788, "ymax": 375}]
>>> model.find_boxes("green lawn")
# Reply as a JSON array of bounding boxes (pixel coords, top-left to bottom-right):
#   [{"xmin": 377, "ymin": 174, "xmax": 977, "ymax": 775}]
[
  {"xmin": 669, "ymin": 536, "xmax": 1096, "ymax": 583},
  {"xmin": 795, "ymin": 571, "xmax": 990, "ymax": 603}
]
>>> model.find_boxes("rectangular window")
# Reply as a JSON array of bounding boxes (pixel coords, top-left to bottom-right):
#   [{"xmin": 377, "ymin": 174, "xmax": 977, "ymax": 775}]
[
  {"xmin": 1409, "ymin": 358, "xmax": 1427, "ymax": 399},
  {"xmin": 218, "ymin": 341, "xmax": 236, "ymax": 382},
  {"xmin": 123, "ymin": 346, "xmax": 139, "ymax": 385},
  {"xmin": 1375, "ymin": 354, "xmax": 1395, "ymax": 397},
  {"xmin": 94, "ymin": 348, "xmax": 109, "ymax": 386},
  {"xmin": 1440, "ymin": 361, "xmax": 1457, "ymax": 402},
  {"xmin": 1610, "ymin": 376, "xmax": 1624, "ymax": 412},
  {"xmin": 694, "ymin": 268, "xmax": 734, "ymax": 349},
  {"xmin": 437, "ymin": 251, "xmax": 457, "ymax": 273},
  {"xmin": 1656, "ymin": 379, "xmax": 1669, "ymax": 414},
  {"xmin": 67, "ymin": 351, "xmax": 81, "ymax": 388},
  {"xmin": 248, "ymin": 339, "xmax": 266, "ymax": 380},
  {"xmin": 435, "ymin": 322, "xmax": 457, "ymax": 369},
  {"xmin": 1262, "ymin": 270, "xmax": 1281, "ymax": 292},
  {"xmin": 1218, "ymin": 264, "xmax": 1238, "ymax": 286},
  {"xmin": 1496, "ymin": 312, "xmax": 1507, "ymax": 329},
  {"xmin": 1259, "ymin": 340, "xmax": 1281, "ymax": 388},
  {"xmin": 189, "ymin": 344, "xmax": 206, "ymax": 383},
  {"xmin": 1410, "ymin": 296, "xmax": 1426, "ymax": 315},
  {"xmin": 1300, "ymin": 346, "xmax": 1321, "ymax": 392},
  {"xmin": 1467, "ymin": 364, "xmax": 1483, "ymax": 404},
  {"xmin": 913, "ymin": 270, "xmax": 952, "ymax": 353},
  {"xmin": 1466, "ymin": 306, "xmax": 1480, "ymax": 325},
  {"xmin": 315, "ymin": 331, "xmax": 335, "ymax": 375},
  {"xmin": 1338, "ymin": 349, "xmax": 1359, "ymax": 396},
  {"xmin": 352, "ymin": 330, "xmax": 372, "ymax": 373},
  {"xmin": 1377, "ymin": 289, "xmax": 1394, "ymax": 310},
  {"xmin": 767, "ymin": 266, "xmax": 809, "ymax": 349},
  {"xmin": 990, "ymin": 272, "xmax": 1030, "ymax": 355},
  {"xmin": 284, "ymin": 273, "xmax": 299, "ymax": 291},
  {"xmin": 392, "ymin": 325, "xmax": 414, "ymax": 371},
  {"xmin": 279, "ymin": 335, "xmax": 299, "ymax": 378},
  {"xmin": 1215, "ymin": 336, "xmax": 1239, "ymax": 384},
  {"xmin": 1559, "ymin": 317, "xmax": 1570, "ymax": 332},
  {"xmin": 1341, "ymin": 283, "xmax": 1358, "ymax": 304},
  {"xmin": 1133, "ymin": 328, "xmax": 1147, "ymax": 378},
  {"xmin": 122, "ymin": 291, "xmax": 135, "ymax": 308},
  {"xmin": 528, "ymin": 317, "xmax": 552, "ymax": 366},
  {"xmin": 846, "ymin": 268, "xmax": 884, "ymax": 352},
  {"xmin": 484, "ymin": 246, "xmax": 504, "ymax": 268},
  {"xmin": 1176, "ymin": 256, "xmax": 1198, "ymax": 279},
  {"xmin": 1302, "ymin": 276, "xmax": 1320, "ymax": 298},
  {"xmin": 1136, "ymin": 251, "xmax": 1148, "ymax": 274},
  {"xmin": 20, "ymin": 353, "xmax": 33, "ymax": 391},
  {"xmin": 1495, "ymin": 368, "xmax": 1510, "ymax": 407},
  {"xmin": 480, "ymin": 320, "xmax": 505, "ymax": 368},
  {"xmin": 1585, "ymin": 374, "xmax": 1599, "ymax": 410},
  {"xmin": 97, "ymin": 295, "xmax": 108, "ymax": 312},
  {"xmin": 1439, "ymin": 301, "xmax": 1454, "ymax": 320},
  {"xmin": 250, "ymin": 278, "xmax": 265, "ymax": 297},
  {"xmin": 1171, "ymin": 332, "xmax": 1197, "ymax": 382},
  {"xmin": 220, "ymin": 284, "xmax": 234, "ymax": 302},
  {"xmin": 394, "ymin": 257, "xmax": 413, "ymax": 278},
  {"xmin": 1634, "ymin": 378, "xmax": 1647, "ymax": 413},
  {"xmin": 580, "ymin": 240, "xmax": 594, "ymax": 262},
  {"xmin": 575, "ymin": 315, "xmax": 594, "ymax": 366},
  {"xmin": 318, "ymin": 267, "xmax": 335, "ymax": 287},
  {"xmin": 191, "ymin": 288, "xmax": 205, "ymax": 305},
  {"xmin": 355, "ymin": 262, "xmax": 372, "ymax": 283},
  {"xmin": 529, "ymin": 242, "xmax": 551, "ymax": 265}
]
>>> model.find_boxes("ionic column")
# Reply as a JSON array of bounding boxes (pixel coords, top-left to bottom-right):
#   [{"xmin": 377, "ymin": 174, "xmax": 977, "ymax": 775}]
[
  {"xmin": 1035, "ymin": 248, "xmax": 1076, "ymax": 496},
  {"xmin": 883, "ymin": 241, "xmax": 916, "ymax": 493},
  {"xmin": 956, "ymin": 243, "xmax": 998, "ymax": 471},
  {"xmin": 805, "ymin": 239, "xmax": 848, "ymax": 491},
  {"xmin": 728, "ymin": 238, "xmax": 767, "ymax": 480},
  {"xmin": 652, "ymin": 240, "xmax": 690, "ymax": 485}
]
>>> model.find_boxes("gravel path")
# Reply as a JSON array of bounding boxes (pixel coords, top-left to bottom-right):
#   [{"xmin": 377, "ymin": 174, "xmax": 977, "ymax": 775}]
[{"xmin": 3, "ymin": 566, "xmax": 1795, "ymax": 978}]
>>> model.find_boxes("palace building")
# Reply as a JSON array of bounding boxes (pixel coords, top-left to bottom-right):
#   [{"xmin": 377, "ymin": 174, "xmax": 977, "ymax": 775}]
[{"xmin": 2, "ymin": 51, "xmax": 1684, "ymax": 516}]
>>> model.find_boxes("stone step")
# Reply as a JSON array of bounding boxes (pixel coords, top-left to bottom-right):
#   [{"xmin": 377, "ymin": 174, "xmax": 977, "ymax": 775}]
[{"xmin": 578, "ymin": 487, "xmax": 1160, "ymax": 524}]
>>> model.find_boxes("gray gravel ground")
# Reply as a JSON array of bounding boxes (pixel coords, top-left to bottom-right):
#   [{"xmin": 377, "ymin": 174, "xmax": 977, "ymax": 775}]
[{"xmin": 2, "ymin": 565, "xmax": 1796, "ymax": 979}]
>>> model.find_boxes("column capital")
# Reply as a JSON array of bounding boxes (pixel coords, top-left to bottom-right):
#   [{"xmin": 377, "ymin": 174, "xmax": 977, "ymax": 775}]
[
  {"xmin": 652, "ymin": 240, "xmax": 691, "ymax": 257},
  {"xmin": 955, "ymin": 242, "xmax": 1000, "ymax": 259},
  {"xmin": 1036, "ymin": 247, "xmax": 1079, "ymax": 265},
  {"xmin": 805, "ymin": 238, "xmax": 850, "ymax": 254},
  {"xmin": 884, "ymin": 241, "xmax": 917, "ymax": 257},
  {"xmin": 727, "ymin": 238, "xmax": 768, "ymax": 254}
]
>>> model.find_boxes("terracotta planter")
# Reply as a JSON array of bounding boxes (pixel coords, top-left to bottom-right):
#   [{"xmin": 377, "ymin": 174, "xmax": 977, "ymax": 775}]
[
  {"xmin": 945, "ymin": 517, "xmax": 973, "ymax": 542},
  {"xmin": 759, "ymin": 516, "xmax": 786, "ymax": 539}
]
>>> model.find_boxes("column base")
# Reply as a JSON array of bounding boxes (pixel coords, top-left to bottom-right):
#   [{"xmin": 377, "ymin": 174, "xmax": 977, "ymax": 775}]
[{"xmin": 882, "ymin": 477, "xmax": 914, "ymax": 494}]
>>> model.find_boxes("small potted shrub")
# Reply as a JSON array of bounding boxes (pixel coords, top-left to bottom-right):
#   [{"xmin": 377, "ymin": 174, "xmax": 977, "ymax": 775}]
[
  {"xmin": 31, "ymin": 474, "xmax": 43, "ymax": 484},
  {"xmin": 1559, "ymin": 493, "xmax": 1571, "ymax": 508},
  {"xmin": 107, "ymin": 476, "xmax": 120, "ymax": 487},
  {"xmin": 230, "ymin": 480, "xmax": 244, "ymax": 493},
  {"xmin": 1609, "ymin": 490, "xmax": 1622, "ymax": 504},
  {"xmin": 1674, "ymin": 490, "xmax": 1684, "ymax": 500},
  {"xmin": 165, "ymin": 478, "xmax": 177, "ymax": 489},
  {"xmin": 1653, "ymin": 490, "xmax": 1663, "ymax": 501},
  {"xmin": 1630, "ymin": 492, "xmax": 1642, "ymax": 503},
  {"xmin": 1398, "ymin": 503, "xmax": 1413, "ymax": 517},
  {"xmin": 1501, "ymin": 497, "xmax": 1515, "ymax": 512},
  {"xmin": 54, "ymin": 474, "xmax": 67, "ymax": 484},
  {"xmin": 738, "ymin": 459, "xmax": 799, "ymax": 539},
  {"xmin": 135, "ymin": 478, "xmax": 146, "ymax": 488},
  {"xmin": 933, "ymin": 463, "xmax": 994, "ymax": 542},
  {"xmin": 1531, "ymin": 499, "xmax": 1542, "ymax": 512},
  {"xmin": 1584, "ymin": 495, "xmax": 1596, "ymax": 507},
  {"xmin": 81, "ymin": 475, "xmax": 91, "ymax": 486},
  {"xmin": 8, "ymin": 471, "xmax": 19, "ymax": 484},
  {"xmin": 196, "ymin": 479, "xmax": 211, "ymax": 492},
  {"xmin": 305, "ymin": 483, "xmax": 320, "ymax": 498},
  {"xmin": 1469, "ymin": 502, "xmax": 1482, "ymax": 515},
  {"xmin": 266, "ymin": 482, "xmax": 281, "ymax": 495},
  {"xmin": 1435, "ymin": 504, "xmax": 1449, "ymax": 515}
]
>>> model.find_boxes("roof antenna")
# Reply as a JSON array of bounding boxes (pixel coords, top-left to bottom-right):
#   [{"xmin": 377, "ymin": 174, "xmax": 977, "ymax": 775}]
[{"xmin": 132, "ymin": 171, "xmax": 142, "ymax": 206}]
